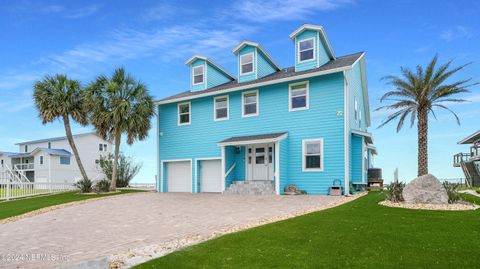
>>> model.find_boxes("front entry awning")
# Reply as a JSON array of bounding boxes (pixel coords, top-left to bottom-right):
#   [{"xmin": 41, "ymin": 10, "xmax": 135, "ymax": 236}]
[
  {"xmin": 351, "ymin": 129, "xmax": 373, "ymax": 144},
  {"xmin": 217, "ymin": 132, "xmax": 288, "ymax": 146}
]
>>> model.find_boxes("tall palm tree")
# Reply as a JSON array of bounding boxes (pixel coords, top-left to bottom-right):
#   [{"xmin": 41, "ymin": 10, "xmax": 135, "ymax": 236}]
[
  {"xmin": 33, "ymin": 74, "xmax": 89, "ymax": 181},
  {"xmin": 85, "ymin": 68, "xmax": 154, "ymax": 191},
  {"xmin": 377, "ymin": 55, "xmax": 476, "ymax": 177}
]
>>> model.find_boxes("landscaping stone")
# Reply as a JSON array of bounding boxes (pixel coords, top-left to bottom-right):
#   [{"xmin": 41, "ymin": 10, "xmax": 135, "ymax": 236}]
[
  {"xmin": 379, "ymin": 200, "xmax": 478, "ymax": 211},
  {"xmin": 403, "ymin": 174, "xmax": 448, "ymax": 204}
]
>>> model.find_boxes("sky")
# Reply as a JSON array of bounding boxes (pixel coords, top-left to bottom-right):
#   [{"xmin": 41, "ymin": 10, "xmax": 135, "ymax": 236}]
[{"xmin": 0, "ymin": 0, "xmax": 479, "ymax": 183}]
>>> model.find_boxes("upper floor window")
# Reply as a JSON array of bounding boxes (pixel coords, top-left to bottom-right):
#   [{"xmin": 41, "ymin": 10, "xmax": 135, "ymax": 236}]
[
  {"xmin": 24, "ymin": 145, "xmax": 28, "ymax": 153},
  {"xmin": 39, "ymin": 156, "xmax": 44, "ymax": 165},
  {"xmin": 302, "ymin": 139, "xmax": 323, "ymax": 172},
  {"xmin": 298, "ymin": 38, "xmax": 315, "ymax": 63},
  {"xmin": 60, "ymin": 156, "xmax": 71, "ymax": 165},
  {"xmin": 178, "ymin": 102, "xmax": 191, "ymax": 125},
  {"xmin": 48, "ymin": 142, "xmax": 51, "ymax": 149},
  {"xmin": 242, "ymin": 90, "xmax": 258, "ymax": 117},
  {"xmin": 354, "ymin": 97, "xmax": 359, "ymax": 124},
  {"xmin": 214, "ymin": 96, "xmax": 229, "ymax": 121},
  {"xmin": 193, "ymin": 65, "xmax": 204, "ymax": 85},
  {"xmin": 240, "ymin": 53, "xmax": 254, "ymax": 75},
  {"xmin": 289, "ymin": 82, "xmax": 309, "ymax": 111},
  {"xmin": 99, "ymin": 143, "xmax": 108, "ymax": 151}
]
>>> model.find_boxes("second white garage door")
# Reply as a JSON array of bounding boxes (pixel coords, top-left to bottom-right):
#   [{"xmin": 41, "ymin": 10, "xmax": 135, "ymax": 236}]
[
  {"xmin": 167, "ymin": 161, "xmax": 191, "ymax": 192},
  {"xmin": 200, "ymin": 159, "xmax": 222, "ymax": 192}
]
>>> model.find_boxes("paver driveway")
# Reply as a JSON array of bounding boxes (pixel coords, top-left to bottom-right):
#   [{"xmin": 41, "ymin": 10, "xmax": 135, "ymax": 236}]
[{"xmin": 0, "ymin": 192, "xmax": 354, "ymax": 269}]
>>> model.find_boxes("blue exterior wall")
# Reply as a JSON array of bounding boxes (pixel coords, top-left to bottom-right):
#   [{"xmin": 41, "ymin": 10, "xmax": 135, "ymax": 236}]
[
  {"xmin": 257, "ymin": 50, "xmax": 277, "ymax": 78},
  {"xmin": 158, "ymin": 72, "xmax": 346, "ymax": 194},
  {"xmin": 191, "ymin": 59, "xmax": 206, "ymax": 91},
  {"xmin": 225, "ymin": 146, "xmax": 236, "ymax": 188},
  {"xmin": 347, "ymin": 59, "xmax": 367, "ymax": 132},
  {"xmin": 279, "ymin": 138, "xmax": 289, "ymax": 194},
  {"xmin": 238, "ymin": 46, "xmax": 256, "ymax": 82},
  {"xmin": 234, "ymin": 146, "xmax": 246, "ymax": 181},
  {"xmin": 350, "ymin": 135, "xmax": 364, "ymax": 183},
  {"xmin": 294, "ymin": 30, "xmax": 330, "ymax": 72},
  {"xmin": 207, "ymin": 64, "xmax": 232, "ymax": 89}
]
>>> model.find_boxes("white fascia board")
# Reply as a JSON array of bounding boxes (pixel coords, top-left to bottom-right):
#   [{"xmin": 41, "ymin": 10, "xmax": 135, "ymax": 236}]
[
  {"xmin": 155, "ymin": 64, "xmax": 354, "ymax": 105},
  {"xmin": 216, "ymin": 133, "xmax": 288, "ymax": 147}
]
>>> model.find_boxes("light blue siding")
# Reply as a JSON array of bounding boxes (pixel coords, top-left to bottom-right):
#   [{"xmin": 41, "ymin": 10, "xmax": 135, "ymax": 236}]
[
  {"xmin": 347, "ymin": 59, "xmax": 367, "ymax": 132},
  {"xmin": 234, "ymin": 146, "xmax": 246, "ymax": 181},
  {"xmin": 279, "ymin": 138, "xmax": 289, "ymax": 194},
  {"xmin": 191, "ymin": 59, "xmax": 206, "ymax": 91},
  {"xmin": 257, "ymin": 50, "xmax": 277, "ymax": 78},
  {"xmin": 351, "ymin": 135, "xmax": 363, "ymax": 183},
  {"xmin": 207, "ymin": 64, "xmax": 232, "ymax": 89},
  {"xmin": 238, "ymin": 46, "xmax": 256, "ymax": 82},
  {"xmin": 225, "ymin": 146, "xmax": 236, "ymax": 188},
  {"xmin": 159, "ymin": 72, "xmax": 346, "ymax": 195}
]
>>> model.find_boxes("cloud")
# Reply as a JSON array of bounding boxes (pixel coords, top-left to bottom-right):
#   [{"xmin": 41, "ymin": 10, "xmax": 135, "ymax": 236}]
[
  {"xmin": 231, "ymin": 0, "xmax": 353, "ymax": 22},
  {"xmin": 440, "ymin": 26, "xmax": 474, "ymax": 41},
  {"xmin": 11, "ymin": 2, "xmax": 99, "ymax": 19},
  {"xmin": 143, "ymin": 2, "xmax": 177, "ymax": 21},
  {"xmin": 65, "ymin": 5, "xmax": 100, "ymax": 19}
]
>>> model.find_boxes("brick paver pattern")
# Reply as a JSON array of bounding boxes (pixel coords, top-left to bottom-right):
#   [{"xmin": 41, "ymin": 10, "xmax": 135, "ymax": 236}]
[{"xmin": 0, "ymin": 192, "xmax": 348, "ymax": 268}]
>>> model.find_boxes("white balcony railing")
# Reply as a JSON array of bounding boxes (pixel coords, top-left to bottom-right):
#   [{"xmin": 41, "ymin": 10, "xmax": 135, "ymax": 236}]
[{"xmin": 14, "ymin": 163, "xmax": 34, "ymax": 170}]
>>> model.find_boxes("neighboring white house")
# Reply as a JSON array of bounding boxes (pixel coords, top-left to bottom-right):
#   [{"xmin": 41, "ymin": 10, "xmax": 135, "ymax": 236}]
[{"xmin": 0, "ymin": 132, "xmax": 112, "ymax": 184}]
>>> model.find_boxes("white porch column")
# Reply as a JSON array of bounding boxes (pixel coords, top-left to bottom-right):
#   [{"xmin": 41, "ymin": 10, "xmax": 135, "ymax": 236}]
[
  {"xmin": 275, "ymin": 141, "xmax": 280, "ymax": 195},
  {"xmin": 221, "ymin": 146, "xmax": 226, "ymax": 192}
]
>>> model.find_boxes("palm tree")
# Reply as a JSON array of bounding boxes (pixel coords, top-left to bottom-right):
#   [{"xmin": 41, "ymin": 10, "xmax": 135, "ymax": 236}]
[
  {"xmin": 33, "ymin": 74, "xmax": 89, "ymax": 181},
  {"xmin": 85, "ymin": 68, "xmax": 154, "ymax": 191},
  {"xmin": 377, "ymin": 55, "xmax": 476, "ymax": 177}
]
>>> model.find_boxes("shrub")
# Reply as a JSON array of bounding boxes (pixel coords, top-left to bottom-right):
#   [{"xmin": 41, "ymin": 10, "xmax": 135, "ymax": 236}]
[
  {"xmin": 95, "ymin": 179, "xmax": 111, "ymax": 193},
  {"xmin": 98, "ymin": 153, "xmax": 142, "ymax": 188},
  {"xmin": 443, "ymin": 181, "xmax": 462, "ymax": 204},
  {"xmin": 75, "ymin": 178, "xmax": 93, "ymax": 193},
  {"xmin": 386, "ymin": 180, "xmax": 405, "ymax": 202}
]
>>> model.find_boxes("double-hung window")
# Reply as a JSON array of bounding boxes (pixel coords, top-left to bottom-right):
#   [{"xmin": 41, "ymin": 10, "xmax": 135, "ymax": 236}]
[
  {"xmin": 302, "ymin": 139, "xmax": 323, "ymax": 171},
  {"xmin": 298, "ymin": 38, "xmax": 315, "ymax": 62},
  {"xmin": 214, "ymin": 96, "xmax": 229, "ymax": 121},
  {"xmin": 240, "ymin": 53, "xmax": 254, "ymax": 75},
  {"xmin": 193, "ymin": 65, "xmax": 204, "ymax": 85},
  {"xmin": 289, "ymin": 82, "xmax": 309, "ymax": 111},
  {"xmin": 178, "ymin": 102, "xmax": 191, "ymax": 125},
  {"xmin": 39, "ymin": 156, "xmax": 44, "ymax": 165},
  {"xmin": 242, "ymin": 90, "xmax": 258, "ymax": 117}
]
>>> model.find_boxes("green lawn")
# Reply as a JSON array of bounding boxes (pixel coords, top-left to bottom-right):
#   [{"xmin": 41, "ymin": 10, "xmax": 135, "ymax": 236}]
[
  {"xmin": 136, "ymin": 192, "xmax": 480, "ymax": 269},
  {"xmin": 0, "ymin": 189, "xmax": 144, "ymax": 220}
]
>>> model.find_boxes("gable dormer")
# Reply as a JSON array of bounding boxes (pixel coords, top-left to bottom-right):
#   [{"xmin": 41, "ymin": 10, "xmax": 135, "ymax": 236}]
[
  {"xmin": 185, "ymin": 56, "xmax": 235, "ymax": 91},
  {"xmin": 289, "ymin": 24, "xmax": 335, "ymax": 72},
  {"xmin": 232, "ymin": 41, "xmax": 281, "ymax": 83}
]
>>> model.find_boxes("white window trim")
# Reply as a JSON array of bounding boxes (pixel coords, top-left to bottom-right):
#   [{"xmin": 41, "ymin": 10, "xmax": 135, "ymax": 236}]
[
  {"xmin": 354, "ymin": 96, "xmax": 359, "ymax": 124},
  {"xmin": 241, "ymin": 90, "xmax": 259, "ymax": 117},
  {"xmin": 214, "ymin": 95, "xmax": 229, "ymax": 121},
  {"xmin": 297, "ymin": 37, "xmax": 316, "ymax": 63},
  {"xmin": 192, "ymin": 65, "xmax": 205, "ymax": 86},
  {"xmin": 288, "ymin": 81, "xmax": 310, "ymax": 111},
  {"xmin": 240, "ymin": 52, "xmax": 255, "ymax": 75},
  {"xmin": 178, "ymin": 101, "xmax": 191, "ymax": 126},
  {"xmin": 302, "ymin": 138, "xmax": 324, "ymax": 172},
  {"xmin": 39, "ymin": 155, "xmax": 44, "ymax": 166}
]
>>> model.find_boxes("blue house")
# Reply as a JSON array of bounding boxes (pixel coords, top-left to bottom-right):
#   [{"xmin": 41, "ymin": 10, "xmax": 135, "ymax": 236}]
[{"xmin": 156, "ymin": 24, "xmax": 376, "ymax": 195}]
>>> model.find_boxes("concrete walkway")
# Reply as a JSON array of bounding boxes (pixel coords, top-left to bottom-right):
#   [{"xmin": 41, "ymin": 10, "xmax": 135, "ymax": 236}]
[{"xmin": 0, "ymin": 192, "xmax": 355, "ymax": 269}]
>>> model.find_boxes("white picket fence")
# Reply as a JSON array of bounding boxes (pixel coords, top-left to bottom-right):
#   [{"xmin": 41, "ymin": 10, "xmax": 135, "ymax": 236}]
[{"xmin": 0, "ymin": 181, "xmax": 76, "ymax": 201}]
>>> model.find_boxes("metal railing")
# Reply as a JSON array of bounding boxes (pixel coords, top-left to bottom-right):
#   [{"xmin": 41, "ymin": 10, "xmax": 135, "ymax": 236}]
[
  {"xmin": 0, "ymin": 181, "xmax": 76, "ymax": 200},
  {"xmin": 14, "ymin": 163, "xmax": 34, "ymax": 170},
  {"xmin": 453, "ymin": 153, "xmax": 470, "ymax": 167}
]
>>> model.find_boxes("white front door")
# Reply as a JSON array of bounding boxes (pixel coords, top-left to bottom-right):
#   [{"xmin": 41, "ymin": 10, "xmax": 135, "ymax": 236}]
[
  {"xmin": 200, "ymin": 159, "xmax": 222, "ymax": 192},
  {"xmin": 248, "ymin": 144, "xmax": 274, "ymax": 181}
]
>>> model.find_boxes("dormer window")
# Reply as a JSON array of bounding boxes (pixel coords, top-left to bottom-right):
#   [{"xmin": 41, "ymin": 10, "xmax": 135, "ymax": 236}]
[
  {"xmin": 298, "ymin": 38, "xmax": 315, "ymax": 62},
  {"xmin": 193, "ymin": 65, "xmax": 204, "ymax": 85},
  {"xmin": 240, "ymin": 53, "xmax": 254, "ymax": 75}
]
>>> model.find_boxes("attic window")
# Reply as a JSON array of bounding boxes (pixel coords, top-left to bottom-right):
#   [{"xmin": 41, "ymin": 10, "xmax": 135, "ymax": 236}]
[
  {"xmin": 240, "ymin": 53, "xmax": 254, "ymax": 75},
  {"xmin": 193, "ymin": 65, "xmax": 204, "ymax": 85},
  {"xmin": 298, "ymin": 38, "xmax": 315, "ymax": 62}
]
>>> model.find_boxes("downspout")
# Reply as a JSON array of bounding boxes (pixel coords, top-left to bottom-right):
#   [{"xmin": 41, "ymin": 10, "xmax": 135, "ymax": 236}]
[{"xmin": 343, "ymin": 71, "xmax": 350, "ymax": 196}]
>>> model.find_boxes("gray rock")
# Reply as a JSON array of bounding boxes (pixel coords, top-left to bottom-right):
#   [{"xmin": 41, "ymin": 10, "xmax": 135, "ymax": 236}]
[{"xmin": 403, "ymin": 174, "xmax": 448, "ymax": 204}]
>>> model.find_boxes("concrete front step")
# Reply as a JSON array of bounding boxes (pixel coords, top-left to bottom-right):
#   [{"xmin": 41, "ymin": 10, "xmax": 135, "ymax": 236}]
[{"xmin": 226, "ymin": 180, "xmax": 275, "ymax": 195}]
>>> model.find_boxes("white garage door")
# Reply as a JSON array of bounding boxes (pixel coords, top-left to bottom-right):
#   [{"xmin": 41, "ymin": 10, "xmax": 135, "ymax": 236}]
[
  {"xmin": 200, "ymin": 160, "xmax": 222, "ymax": 192},
  {"xmin": 167, "ymin": 161, "xmax": 191, "ymax": 192}
]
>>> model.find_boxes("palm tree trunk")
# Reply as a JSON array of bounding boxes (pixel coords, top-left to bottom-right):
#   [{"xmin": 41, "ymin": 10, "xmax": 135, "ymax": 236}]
[
  {"xmin": 110, "ymin": 131, "xmax": 121, "ymax": 191},
  {"xmin": 417, "ymin": 108, "xmax": 429, "ymax": 176},
  {"xmin": 62, "ymin": 115, "xmax": 89, "ymax": 181}
]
